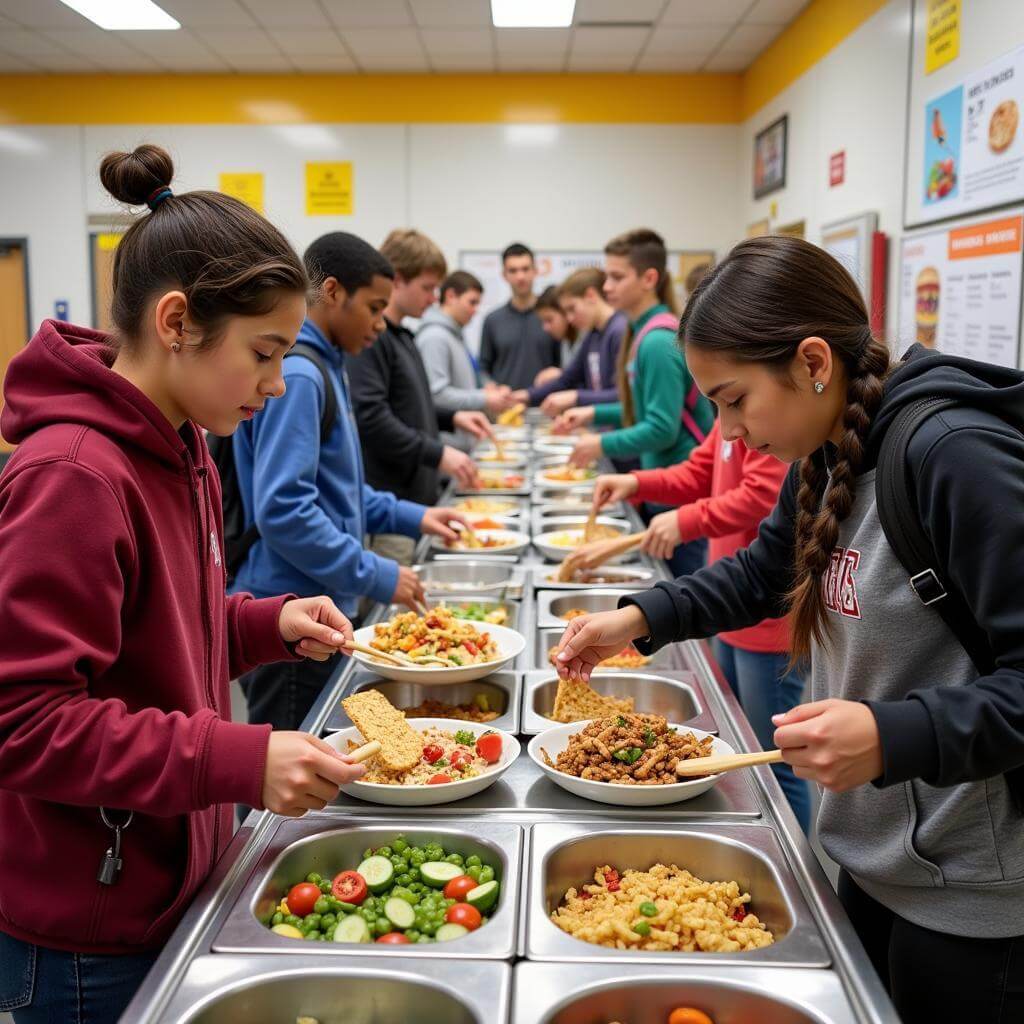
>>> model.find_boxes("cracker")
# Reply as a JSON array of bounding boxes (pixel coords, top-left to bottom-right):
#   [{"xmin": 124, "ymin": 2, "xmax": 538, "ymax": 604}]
[
  {"xmin": 341, "ymin": 689, "xmax": 421, "ymax": 771},
  {"xmin": 551, "ymin": 677, "xmax": 634, "ymax": 724}
]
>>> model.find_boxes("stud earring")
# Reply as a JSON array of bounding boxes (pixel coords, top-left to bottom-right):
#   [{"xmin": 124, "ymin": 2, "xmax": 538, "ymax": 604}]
[
  {"xmin": 814, "ymin": 381, "xmax": 825, "ymax": 394},
  {"xmin": 171, "ymin": 342, "xmax": 181, "ymax": 353}
]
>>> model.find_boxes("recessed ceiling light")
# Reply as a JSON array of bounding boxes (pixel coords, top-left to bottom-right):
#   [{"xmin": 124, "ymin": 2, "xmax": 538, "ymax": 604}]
[
  {"xmin": 491, "ymin": 1, "xmax": 575, "ymax": 29},
  {"xmin": 58, "ymin": 1, "xmax": 180, "ymax": 30}
]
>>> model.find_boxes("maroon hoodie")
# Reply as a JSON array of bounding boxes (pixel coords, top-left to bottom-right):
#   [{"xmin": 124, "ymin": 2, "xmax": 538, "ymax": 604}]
[{"xmin": 0, "ymin": 321, "xmax": 295, "ymax": 954}]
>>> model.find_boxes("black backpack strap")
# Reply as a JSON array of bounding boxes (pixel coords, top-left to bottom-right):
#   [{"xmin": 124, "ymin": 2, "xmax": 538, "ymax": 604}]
[
  {"xmin": 287, "ymin": 343, "xmax": 338, "ymax": 443},
  {"xmin": 875, "ymin": 396, "xmax": 996, "ymax": 675}
]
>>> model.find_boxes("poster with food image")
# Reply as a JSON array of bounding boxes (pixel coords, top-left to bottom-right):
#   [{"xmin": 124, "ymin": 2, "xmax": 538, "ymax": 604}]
[
  {"xmin": 919, "ymin": 43, "xmax": 1024, "ymax": 222},
  {"xmin": 899, "ymin": 209, "xmax": 1024, "ymax": 367}
]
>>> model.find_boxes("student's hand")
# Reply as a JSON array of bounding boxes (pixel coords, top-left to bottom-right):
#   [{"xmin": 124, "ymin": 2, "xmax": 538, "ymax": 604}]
[
  {"xmin": 569, "ymin": 433, "xmax": 602, "ymax": 467},
  {"xmin": 509, "ymin": 388, "xmax": 530, "ymax": 407},
  {"xmin": 534, "ymin": 366, "xmax": 562, "ymax": 388},
  {"xmin": 278, "ymin": 596, "xmax": 354, "ymax": 661},
  {"xmin": 392, "ymin": 566, "xmax": 426, "ymax": 611},
  {"xmin": 540, "ymin": 390, "xmax": 578, "ymax": 418},
  {"xmin": 553, "ymin": 606, "xmax": 650, "ymax": 682},
  {"xmin": 591, "ymin": 473, "xmax": 639, "ymax": 511},
  {"xmin": 642, "ymin": 509, "xmax": 683, "ymax": 560},
  {"xmin": 483, "ymin": 385, "xmax": 515, "ymax": 415},
  {"xmin": 261, "ymin": 731, "xmax": 366, "ymax": 816},
  {"xmin": 452, "ymin": 411, "xmax": 494, "ymax": 442},
  {"xmin": 420, "ymin": 506, "xmax": 473, "ymax": 543},
  {"xmin": 439, "ymin": 445, "xmax": 480, "ymax": 489},
  {"xmin": 552, "ymin": 406, "xmax": 594, "ymax": 435},
  {"xmin": 773, "ymin": 699, "xmax": 884, "ymax": 792}
]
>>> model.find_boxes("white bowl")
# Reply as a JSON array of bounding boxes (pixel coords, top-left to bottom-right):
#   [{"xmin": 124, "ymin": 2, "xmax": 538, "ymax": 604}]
[
  {"xmin": 533, "ymin": 518, "xmax": 631, "ymax": 563},
  {"xmin": 431, "ymin": 528, "xmax": 531, "ymax": 558},
  {"xmin": 527, "ymin": 722, "xmax": 734, "ymax": 806},
  {"xmin": 350, "ymin": 621, "xmax": 526, "ymax": 684},
  {"xmin": 324, "ymin": 718, "xmax": 520, "ymax": 806},
  {"xmin": 460, "ymin": 512, "xmax": 521, "ymax": 528},
  {"xmin": 533, "ymin": 468, "xmax": 598, "ymax": 490},
  {"xmin": 452, "ymin": 497, "xmax": 522, "ymax": 517},
  {"xmin": 532, "ymin": 438, "xmax": 575, "ymax": 456}
]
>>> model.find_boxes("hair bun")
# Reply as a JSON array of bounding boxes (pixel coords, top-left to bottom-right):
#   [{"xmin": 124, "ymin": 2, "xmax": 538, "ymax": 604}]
[{"xmin": 99, "ymin": 144, "xmax": 174, "ymax": 207}]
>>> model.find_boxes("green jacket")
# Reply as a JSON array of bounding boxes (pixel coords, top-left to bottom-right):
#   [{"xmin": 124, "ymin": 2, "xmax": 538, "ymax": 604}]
[{"xmin": 592, "ymin": 304, "xmax": 714, "ymax": 470}]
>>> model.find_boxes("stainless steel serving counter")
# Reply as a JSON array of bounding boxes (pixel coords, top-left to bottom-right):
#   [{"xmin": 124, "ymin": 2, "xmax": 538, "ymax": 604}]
[{"xmin": 121, "ymin": 414, "xmax": 898, "ymax": 1024}]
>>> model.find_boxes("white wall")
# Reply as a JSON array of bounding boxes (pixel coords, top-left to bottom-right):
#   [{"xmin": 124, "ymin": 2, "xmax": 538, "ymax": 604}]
[{"xmin": 0, "ymin": 120, "xmax": 738, "ymax": 333}]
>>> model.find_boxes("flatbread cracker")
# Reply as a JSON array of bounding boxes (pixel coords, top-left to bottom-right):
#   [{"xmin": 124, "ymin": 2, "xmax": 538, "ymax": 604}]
[
  {"xmin": 551, "ymin": 677, "xmax": 634, "ymax": 724},
  {"xmin": 990, "ymin": 99, "xmax": 1019, "ymax": 154},
  {"xmin": 341, "ymin": 689, "xmax": 421, "ymax": 771}
]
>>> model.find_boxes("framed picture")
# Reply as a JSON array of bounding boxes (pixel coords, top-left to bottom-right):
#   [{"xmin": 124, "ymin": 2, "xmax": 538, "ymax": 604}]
[
  {"xmin": 753, "ymin": 115, "xmax": 788, "ymax": 198},
  {"xmin": 746, "ymin": 218, "xmax": 770, "ymax": 238}
]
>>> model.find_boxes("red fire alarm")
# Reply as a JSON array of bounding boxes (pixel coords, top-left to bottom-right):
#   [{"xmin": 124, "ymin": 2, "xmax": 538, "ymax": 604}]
[{"xmin": 829, "ymin": 151, "xmax": 845, "ymax": 187}]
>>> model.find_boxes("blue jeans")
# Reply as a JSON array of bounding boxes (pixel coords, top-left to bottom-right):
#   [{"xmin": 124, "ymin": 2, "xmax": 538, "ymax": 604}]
[
  {"xmin": 711, "ymin": 638, "xmax": 812, "ymax": 834},
  {"xmin": 640, "ymin": 502, "xmax": 707, "ymax": 578},
  {"xmin": 0, "ymin": 931, "xmax": 158, "ymax": 1024}
]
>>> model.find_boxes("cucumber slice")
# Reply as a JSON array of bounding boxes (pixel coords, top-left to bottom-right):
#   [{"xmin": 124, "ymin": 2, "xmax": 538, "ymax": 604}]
[
  {"xmin": 466, "ymin": 880, "xmax": 499, "ymax": 913},
  {"xmin": 356, "ymin": 855, "xmax": 395, "ymax": 893},
  {"xmin": 435, "ymin": 922, "xmax": 469, "ymax": 943},
  {"xmin": 420, "ymin": 861, "xmax": 464, "ymax": 888},
  {"xmin": 384, "ymin": 897, "xmax": 416, "ymax": 930},
  {"xmin": 335, "ymin": 913, "xmax": 371, "ymax": 943}
]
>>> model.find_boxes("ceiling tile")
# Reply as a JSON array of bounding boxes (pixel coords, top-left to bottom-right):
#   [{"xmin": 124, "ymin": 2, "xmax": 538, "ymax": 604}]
[
  {"xmin": 0, "ymin": 50, "xmax": 41, "ymax": 70},
  {"xmin": 157, "ymin": 0, "xmax": 258, "ymax": 28},
  {"xmin": 111, "ymin": 28, "xmax": 219, "ymax": 59},
  {"xmin": 661, "ymin": 0, "xmax": 751, "ymax": 25},
  {"xmin": 635, "ymin": 51, "xmax": 706, "ymax": 72},
  {"xmin": 745, "ymin": 0, "xmax": 809, "ymax": 24},
  {"xmin": 569, "ymin": 26, "xmax": 649, "ymax": 56},
  {"xmin": 240, "ymin": 0, "xmax": 331, "ymax": 28},
  {"xmin": 0, "ymin": 0, "xmax": 92, "ymax": 29},
  {"xmin": 429, "ymin": 53, "xmax": 495, "ymax": 70},
  {"xmin": 496, "ymin": 52, "xmax": 566, "ymax": 71},
  {"xmin": 702, "ymin": 50, "xmax": 755, "ymax": 71},
  {"xmin": 321, "ymin": 0, "xmax": 414, "ymax": 28},
  {"xmin": 340, "ymin": 27, "xmax": 426, "ymax": 58},
  {"xmin": 297, "ymin": 54, "xmax": 358, "ymax": 71},
  {"xmin": 408, "ymin": 0, "xmax": 489, "ymax": 27},
  {"xmin": 24, "ymin": 53, "xmax": 102, "ymax": 70},
  {"xmin": 199, "ymin": 27, "xmax": 280, "ymax": 55},
  {"xmin": 43, "ymin": 28, "xmax": 151, "ymax": 61},
  {"xmin": 0, "ymin": 28, "xmax": 72, "ymax": 55},
  {"xmin": 718, "ymin": 21, "xmax": 783, "ymax": 53},
  {"xmin": 420, "ymin": 28, "xmax": 492, "ymax": 57},
  {"xmin": 567, "ymin": 51, "xmax": 638, "ymax": 71},
  {"xmin": 495, "ymin": 28, "xmax": 570, "ymax": 54},
  {"xmin": 642, "ymin": 26, "xmax": 729, "ymax": 54},
  {"xmin": 576, "ymin": 0, "xmax": 665, "ymax": 21},
  {"xmin": 269, "ymin": 28, "xmax": 346, "ymax": 56},
  {"xmin": 356, "ymin": 51, "xmax": 431, "ymax": 71},
  {"xmin": 161, "ymin": 53, "xmax": 234, "ymax": 70},
  {"xmin": 224, "ymin": 53, "xmax": 296, "ymax": 71}
]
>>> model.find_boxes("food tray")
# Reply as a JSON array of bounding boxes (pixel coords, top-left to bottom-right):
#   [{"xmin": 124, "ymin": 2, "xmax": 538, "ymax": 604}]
[
  {"xmin": 530, "ymin": 566, "xmax": 655, "ymax": 591},
  {"xmin": 536, "ymin": 588, "xmax": 640, "ymax": 627},
  {"xmin": 534, "ymin": 628, "xmax": 683, "ymax": 672},
  {"xmin": 413, "ymin": 560, "xmax": 525, "ymax": 597}
]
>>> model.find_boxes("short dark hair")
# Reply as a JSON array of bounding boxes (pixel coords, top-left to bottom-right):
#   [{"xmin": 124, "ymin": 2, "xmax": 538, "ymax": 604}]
[
  {"xmin": 304, "ymin": 232, "xmax": 394, "ymax": 298},
  {"xmin": 535, "ymin": 285, "xmax": 561, "ymax": 312},
  {"xmin": 502, "ymin": 242, "xmax": 534, "ymax": 265},
  {"xmin": 440, "ymin": 270, "xmax": 483, "ymax": 304}
]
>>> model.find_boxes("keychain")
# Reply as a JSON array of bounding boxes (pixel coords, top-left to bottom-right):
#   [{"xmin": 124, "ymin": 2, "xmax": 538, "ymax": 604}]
[{"xmin": 96, "ymin": 808, "xmax": 134, "ymax": 885}]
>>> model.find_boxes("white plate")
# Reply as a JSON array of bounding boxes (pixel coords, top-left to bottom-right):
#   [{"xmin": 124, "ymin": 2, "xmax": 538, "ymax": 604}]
[
  {"xmin": 460, "ymin": 512, "xmax": 521, "ymax": 528},
  {"xmin": 324, "ymin": 718, "xmax": 520, "ymax": 806},
  {"xmin": 532, "ymin": 438, "xmax": 575, "ymax": 456},
  {"xmin": 350, "ymin": 621, "xmax": 526, "ymax": 684},
  {"xmin": 527, "ymin": 723, "xmax": 735, "ymax": 806},
  {"xmin": 533, "ymin": 469, "xmax": 598, "ymax": 490},
  {"xmin": 431, "ymin": 529, "xmax": 531, "ymax": 558},
  {"xmin": 453, "ymin": 498, "xmax": 522, "ymax": 516}
]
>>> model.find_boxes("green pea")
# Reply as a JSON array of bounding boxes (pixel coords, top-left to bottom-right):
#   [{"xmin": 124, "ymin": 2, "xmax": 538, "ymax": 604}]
[
  {"xmin": 407, "ymin": 868, "xmax": 421, "ymax": 883},
  {"xmin": 390, "ymin": 855, "xmax": 406, "ymax": 871},
  {"xmin": 417, "ymin": 934, "xmax": 433, "ymax": 943},
  {"xmin": 320, "ymin": 913, "xmax": 337, "ymax": 929},
  {"xmin": 270, "ymin": 911, "xmax": 283, "ymax": 926},
  {"xmin": 396, "ymin": 872, "xmax": 412, "ymax": 886},
  {"xmin": 377, "ymin": 846, "xmax": 393, "ymax": 858},
  {"xmin": 374, "ymin": 917, "xmax": 391, "ymax": 937},
  {"xmin": 363, "ymin": 847, "xmax": 374, "ymax": 860},
  {"xmin": 285, "ymin": 915, "xmax": 302, "ymax": 928},
  {"xmin": 393, "ymin": 838, "xmax": 408, "ymax": 854},
  {"xmin": 325, "ymin": 927, "xmax": 337, "ymax": 941},
  {"xmin": 405, "ymin": 928, "xmax": 420, "ymax": 942},
  {"xmin": 334, "ymin": 901, "xmax": 356, "ymax": 914},
  {"xmin": 639, "ymin": 901, "xmax": 657, "ymax": 917},
  {"xmin": 304, "ymin": 929, "xmax": 322, "ymax": 941},
  {"xmin": 313, "ymin": 896, "xmax": 330, "ymax": 915},
  {"xmin": 397, "ymin": 889, "xmax": 419, "ymax": 906},
  {"xmin": 465, "ymin": 854, "xmax": 482, "ymax": 868},
  {"xmin": 466, "ymin": 865, "xmax": 482, "ymax": 881},
  {"xmin": 305, "ymin": 872, "xmax": 322, "ymax": 885},
  {"xmin": 632, "ymin": 920, "xmax": 651, "ymax": 936},
  {"xmin": 478, "ymin": 866, "xmax": 495, "ymax": 884},
  {"xmin": 360, "ymin": 908, "xmax": 375, "ymax": 923},
  {"xmin": 302, "ymin": 913, "xmax": 321, "ymax": 931},
  {"xmin": 318, "ymin": 880, "xmax": 332, "ymax": 894},
  {"xmin": 410, "ymin": 851, "xmax": 426, "ymax": 867},
  {"xmin": 421, "ymin": 919, "xmax": 437, "ymax": 936},
  {"xmin": 445, "ymin": 898, "xmax": 456, "ymax": 908}
]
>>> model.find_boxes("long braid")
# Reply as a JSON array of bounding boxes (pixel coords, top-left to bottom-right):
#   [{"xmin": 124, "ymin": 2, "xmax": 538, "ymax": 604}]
[{"xmin": 788, "ymin": 334, "xmax": 891, "ymax": 662}]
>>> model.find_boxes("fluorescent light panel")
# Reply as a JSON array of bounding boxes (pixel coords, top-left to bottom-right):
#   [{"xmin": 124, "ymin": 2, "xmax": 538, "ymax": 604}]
[
  {"xmin": 491, "ymin": 1, "xmax": 576, "ymax": 28},
  {"xmin": 58, "ymin": 1, "xmax": 180, "ymax": 30}
]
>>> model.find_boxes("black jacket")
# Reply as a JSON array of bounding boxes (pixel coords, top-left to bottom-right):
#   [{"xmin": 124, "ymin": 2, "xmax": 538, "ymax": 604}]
[
  {"xmin": 346, "ymin": 318, "xmax": 453, "ymax": 507},
  {"xmin": 626, "ymin": 345, "xmax": 1024, "ymax": 796}
]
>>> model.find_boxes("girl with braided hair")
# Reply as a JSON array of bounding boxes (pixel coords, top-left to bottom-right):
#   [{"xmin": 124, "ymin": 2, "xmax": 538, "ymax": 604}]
[{"xmin": 555, "ymin": 235, "xmax": 1024, "ymax": 1023}]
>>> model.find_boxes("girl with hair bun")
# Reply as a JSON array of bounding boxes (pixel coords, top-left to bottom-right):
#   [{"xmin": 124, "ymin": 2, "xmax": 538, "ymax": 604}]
[
  {"xmin": 555, "ymin": 235, "xmax": 1024, "ymax": 1023},
  {"xmin": 0, "ymin": 145, "xmax": 366, "ymax": 1022}
]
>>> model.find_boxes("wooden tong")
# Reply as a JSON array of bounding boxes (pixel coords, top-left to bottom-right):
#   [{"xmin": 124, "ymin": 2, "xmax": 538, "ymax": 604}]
[
  {"xmin": 556, "ymin": 532, "xmax": 645, "ymax": 582},
  {"xmin": 342, "ymin": 639, "xmax": 454, "ymax": 669},
  {"xmin": 675, "ymin": 749, "xmax": 783, "ymax": 778}
]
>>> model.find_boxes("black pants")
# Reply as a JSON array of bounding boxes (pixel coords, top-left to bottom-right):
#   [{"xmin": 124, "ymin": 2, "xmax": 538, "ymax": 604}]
[
  {"xmin": 838, "ymin": 870, "xmax": 1024, "ymax": 1023},
  {"xmin": 239, "ymin": 654, "xmax": 343, "ymax": 733}
]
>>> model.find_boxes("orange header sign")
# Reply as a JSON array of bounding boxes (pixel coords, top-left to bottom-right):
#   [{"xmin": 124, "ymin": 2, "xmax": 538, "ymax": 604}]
[{"xmin": 948, "ymin": 216, "xmax": 1024, "ymax": 260}]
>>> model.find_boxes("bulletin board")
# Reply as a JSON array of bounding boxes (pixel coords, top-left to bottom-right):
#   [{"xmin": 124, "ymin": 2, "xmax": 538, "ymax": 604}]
[{"xmin": 904, "ymin": 1, "xmax": 1024, "ymax": 229}]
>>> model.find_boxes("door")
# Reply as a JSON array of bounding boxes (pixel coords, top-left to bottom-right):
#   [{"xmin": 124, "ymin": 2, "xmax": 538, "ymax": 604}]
[
  {"xmin": 90, "ymin": 232, "xmax": 123, "ymax": 333},
  {"xmin": 0, "ymin": 239, "xmax": 30, "ymax": 453}
]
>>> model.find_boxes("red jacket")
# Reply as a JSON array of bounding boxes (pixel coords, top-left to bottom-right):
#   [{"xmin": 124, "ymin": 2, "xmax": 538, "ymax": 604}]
[
  {"xmin": 0, "ymin": 321, "xmax": 294, "ymax": 954},
  {"xmin": 632, "ymin": 420, "xmax": 790, "ymax": 653}
]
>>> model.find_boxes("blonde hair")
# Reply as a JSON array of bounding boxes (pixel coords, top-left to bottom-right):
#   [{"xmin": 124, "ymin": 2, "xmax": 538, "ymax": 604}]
[{"xmin": 380, "ymin": 228, "xmax": 447, "ymax": 281}]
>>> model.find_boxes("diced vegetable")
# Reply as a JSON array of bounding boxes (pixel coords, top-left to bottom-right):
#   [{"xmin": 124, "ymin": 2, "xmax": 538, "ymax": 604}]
[
  {"xmin": 435, "ymin": 922, "xmax": 469, "ymax": 942},
  {"xmin": 356, "ymin": 856, "xmax": 395, "ymax": 894},
  {"xmin": 384, "ymin": 897, "xmax": 416, "ymax": 930},
  {"xmin": 421, "ymin": 861, "xmax": 463, "ymax": 887},
  {"xmin": 335, "ymin": 914, "xmax": 372, "ymax": 943},
  {"xmin": 466, "ymin": 880, "xmax": 499, "ymax": 913}
]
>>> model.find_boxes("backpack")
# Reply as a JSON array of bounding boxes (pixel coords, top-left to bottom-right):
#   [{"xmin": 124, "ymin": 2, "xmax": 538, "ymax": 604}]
[
  {"xmin": 627, "ymin": 311, "xmax": 708, "ymax": 444},
  {"xmin": 208, "ymin": 343, "xmax": 338, "ymax": 583},
  {"xmin": 875, "ymin": 395, "xmax": 1024, "ymax": 808}
]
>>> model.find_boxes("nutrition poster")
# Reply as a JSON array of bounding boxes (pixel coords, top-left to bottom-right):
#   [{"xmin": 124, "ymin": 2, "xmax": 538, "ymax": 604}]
[
  {"xmin": 920, "ymin": 43, "xmax": 1024, "ymax": 221},
  {"xmin": 218, "ymin": 172, "xmax": 264, "ymax": 214},
  {"xmin": 305, "ymin": 162, "xmax": 353, "ymax": 216},
  {"xmin": 898, "ymin": 208, "xmax": 1024, "ymax": 367}
]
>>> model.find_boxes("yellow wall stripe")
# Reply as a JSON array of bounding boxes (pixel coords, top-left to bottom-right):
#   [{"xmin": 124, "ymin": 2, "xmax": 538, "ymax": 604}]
[
  {"xmin": 0, "ymin": 72, "xmax": 741, "ymax": 125},
  {"xmin": 741, "ymin": 0, "xmax": 894, "ymax": 121}
]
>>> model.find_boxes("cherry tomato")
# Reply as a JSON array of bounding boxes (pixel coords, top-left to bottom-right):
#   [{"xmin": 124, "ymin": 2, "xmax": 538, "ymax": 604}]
[
  {"xmin": 450, "ymin": 750, "xmax": 473, "ymax": 769},
  {"xmin": 376, "ymin": 932, "xmax": 411, "ymax": 944},
  {"xmin": 731, "ymin": 906, "xmax": 747, "ymax": 922},
  {"xmin": 331, "ymin": 870, "xmax": 368, "ymax": 905},
  {"xmin": 443, "ymin": 875, "xmax": 479, "ymax": 901},
  {"xmin": 286, "ymin": 882, "xmax": 321, "ymax": 918},
  {"xmin": 475, "ymin": 732, "xmax": 503, "ymax": 764},
  {"xmin": 445, "ymin": 903, "xmax": 482, "ymax": 931},
  {"xmin": 464, "ymin": 640, "xmax": 479, "ymax": 656},
  {"xmin": 427, "ymin": 773, "xmax": 453, "ymax": 785},
  {"xmin": 667, "ymin": 1010, "xmax": 714, "ymax": 1024},
  {"xmin": 422, "ymin": 744, "xmax": 444, "ymax": 764}
]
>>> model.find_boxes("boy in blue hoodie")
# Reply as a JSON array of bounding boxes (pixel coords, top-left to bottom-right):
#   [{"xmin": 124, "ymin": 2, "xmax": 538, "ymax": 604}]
[{"xmin": 232, "ymin": 232, "xmax": 469, "ymax": 731}]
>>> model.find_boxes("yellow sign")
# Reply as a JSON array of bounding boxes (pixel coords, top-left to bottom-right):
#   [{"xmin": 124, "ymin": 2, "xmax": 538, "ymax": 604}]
[
  {"xmin": 219, "ymin": 172, "xmax": 264, "ymax": 214},
  {"xmin": 96, "ymin": 232, "xmax": 123, "ymax": 251},
  {"xmin": 925, "ymin": 0, "xmax": 960, "ymax": 75},
  {"xmin": 305, "ymin": 161, "xmax": 353, "ymax": 216}
]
